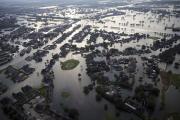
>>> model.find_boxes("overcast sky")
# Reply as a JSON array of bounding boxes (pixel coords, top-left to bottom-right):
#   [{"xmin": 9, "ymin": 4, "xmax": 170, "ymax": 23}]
[
  {"xmin": 0, "ymin": 0, "xmax": 173, "ymax": 4},
  {"xmin": 0, "ymin": 0, "xmax": 177, "ymax": 7},
  {"xmin": 0, "ymin": 0, "xmax": 177, "ymax": 2},
  {"xmin": 0, "ymin": 0, "xmax": 100, "ymax": 4},
  {"xmin": 0, "ymin": 0, "xmax": 123, "ymax": 6}
]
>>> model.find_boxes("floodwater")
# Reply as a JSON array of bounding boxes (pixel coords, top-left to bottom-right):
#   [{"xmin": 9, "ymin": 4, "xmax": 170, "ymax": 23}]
[{"xmin": 0, "ymin": 4, "xmax": 180, "ymax": 120}]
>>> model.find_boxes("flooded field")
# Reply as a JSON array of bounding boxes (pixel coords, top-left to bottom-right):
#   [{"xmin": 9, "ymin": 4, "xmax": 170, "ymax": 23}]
[{"xmin": 0, "ymin": 0, "xmax": 180, "ymax": 120}]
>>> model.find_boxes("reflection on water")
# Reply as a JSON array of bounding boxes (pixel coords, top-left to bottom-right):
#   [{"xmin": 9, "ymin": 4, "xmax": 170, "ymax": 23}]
[{"xmin": 0, "ymin": 1, "xmax": 180, "ymax": 120}]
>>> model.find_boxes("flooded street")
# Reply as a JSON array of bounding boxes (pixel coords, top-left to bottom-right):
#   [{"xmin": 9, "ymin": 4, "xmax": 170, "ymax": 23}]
[{"xmin": 0, "ymin": 0, "xmax": 180, "ymax": 120}]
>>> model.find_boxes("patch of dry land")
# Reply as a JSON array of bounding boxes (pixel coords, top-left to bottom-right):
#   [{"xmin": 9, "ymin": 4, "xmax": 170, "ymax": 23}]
[{"xmin": 61, "ymin": 59, "xmax": 80, "ymax": 70}]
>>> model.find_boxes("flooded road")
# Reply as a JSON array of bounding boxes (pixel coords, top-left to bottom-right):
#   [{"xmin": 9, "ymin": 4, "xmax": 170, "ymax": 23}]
[{"xmin": 0, "ymin": 1, "xmax": 180, "ymax": 120}]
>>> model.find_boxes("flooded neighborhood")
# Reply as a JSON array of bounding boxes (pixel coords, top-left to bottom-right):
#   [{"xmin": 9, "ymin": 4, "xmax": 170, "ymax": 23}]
[{"xmin": 0, "ymin": 0, "xmax": 180, "ymax": 120}]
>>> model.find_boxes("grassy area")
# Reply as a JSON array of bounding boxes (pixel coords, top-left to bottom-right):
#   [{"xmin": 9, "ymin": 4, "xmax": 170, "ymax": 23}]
[
  {"xmin": 61, "ymin": 91, "xmax": 71, "ymax": 98},
  {"xmin": 38, "ymin": 86, "xmax": 47, "ymax": 97},
  {"xmin": 61, "ymin": 59, "xmax": 80, "ymax": 70},
  {"xmin": 167, "ymin": 113, "xmax": 180, "ymax": 120},
  {"xmin": 39, "ymin": 88, "xmax": 46, "ymax": 97},
  {"xmin": 105, "ymin": 112, "xmax": 116, "ymax": 120},
  {"xmin": 160, "ymin": 71, "xmax": 180, "ymax": 88},
  {"xmin": 170, "ymin": 74, "xmax": 180, "ymax": 88},
  {"xmin": 160, "ymin": 71, "xmax": 180, "ymax": 109}
]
